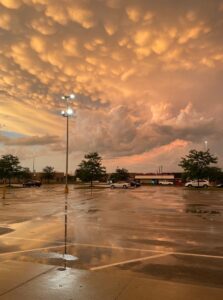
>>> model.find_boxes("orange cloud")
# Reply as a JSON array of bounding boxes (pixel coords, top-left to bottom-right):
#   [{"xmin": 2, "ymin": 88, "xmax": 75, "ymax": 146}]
[
  {"xmin": 105, "ymin": 140, "xmax": 189, "ymax": 172},
  {"xmin": 0, "ymin": 0, "xmax": 22, "ymax": 9},
  {"xmin": 0, "ymin": 0, "xmax": 222, "ymax": 171}
]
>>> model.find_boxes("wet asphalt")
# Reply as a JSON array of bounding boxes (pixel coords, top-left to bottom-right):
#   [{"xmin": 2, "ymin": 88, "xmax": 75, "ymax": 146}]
[{"xmin": 0, "ymin": 185, "xmax": 223, "ymax": 289}]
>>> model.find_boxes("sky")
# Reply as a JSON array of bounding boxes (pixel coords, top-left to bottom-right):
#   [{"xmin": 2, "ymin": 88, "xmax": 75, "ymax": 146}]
[{"xmin": 0, "ymin": 0, "xmax": 223, "ymax": 173}]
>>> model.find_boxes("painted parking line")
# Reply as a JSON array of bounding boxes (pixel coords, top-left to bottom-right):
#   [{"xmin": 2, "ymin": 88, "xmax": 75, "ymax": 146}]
[
  {"xmin": 0, "ymin": 245, "xmax": 65, "ymax": 256},
  {"xmin": 69, "ymin": 244, "xmax": 223, "ymax": 261},
  {"xmin": 132, "ymin": 226, "xmax": 222, "ymax": 234},
  {"xmin": 1, "ymin": 237, "xmax": 223, "ymax": 261},
  {"xmin": 2, "ymin": 236, "xmax": 67, "ymax": 245},
  {"xmin": 71, "ymin": 242, "xmax": 166, "ymax": 254},
  {"xmin": 1, "ymin": 237, "xmax": 166, "ymax": 253},
  {"xmin": 90, "ymin": 252, "xmax": 172, "ymax": 271},
  {"xmin": 174, "ymin": 252, "xmax": 223, "ymax": 260}
]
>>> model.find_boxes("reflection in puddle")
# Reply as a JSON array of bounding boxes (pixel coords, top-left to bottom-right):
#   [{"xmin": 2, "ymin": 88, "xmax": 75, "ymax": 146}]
[
  {"xmin": 5, "ymin": 194, "xmax": 148, "ymax": 270},
  {"xmin": 32, "ymin": 251, "xmax": 78, "ymax": 261},
  {"xmin": 3, "ymin": 244, "xmax": 151, "ymax": 270},
  {"xmin": 1, "ymin": 186, "xmax": 223, "ymax": 273},
  {"xmin": 185, "ymin": 204, "xmax": 220, "ymax": 215},
  {"xmin": 60, "ymin": 194, "xmax": 78, "ymax": 270},
  {"xmin": 87, "ymin": 208, "xmax": 100, "ymax": 213}
]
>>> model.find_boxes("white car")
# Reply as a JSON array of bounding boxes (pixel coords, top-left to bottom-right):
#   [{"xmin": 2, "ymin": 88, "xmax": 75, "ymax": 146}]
[
  {"xmin": 185, "ymin": 180, "xmax": 210, "ymax": 188},
  {"xmin": 110, "ymin": 182, "xmax": 130, "ymax": 189},
  {"xmin": 159, "ymin": 181, "xmax": 174, "ymax": 186}
]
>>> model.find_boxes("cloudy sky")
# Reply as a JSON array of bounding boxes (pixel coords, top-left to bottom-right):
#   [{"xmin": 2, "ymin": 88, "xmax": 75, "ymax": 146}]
[{"xmin": 0, "ymin": 0, "xmax": 222, "ymax": 173}]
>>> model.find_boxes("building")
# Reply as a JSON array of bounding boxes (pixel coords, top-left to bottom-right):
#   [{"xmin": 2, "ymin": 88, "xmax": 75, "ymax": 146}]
[{"xmin": 134, "ymin": 173, "xmax": 183, "ymax": 185}]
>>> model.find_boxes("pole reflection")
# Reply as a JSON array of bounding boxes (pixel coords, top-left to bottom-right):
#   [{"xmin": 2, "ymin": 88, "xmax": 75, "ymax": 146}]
[
  {"xmin": 63, "ymin": 193, "xmax": 68, "ymax": 269},
  {"xmin": 58, "ymin": 194, "xmax": 68, "ymax": 271},
  {"xmin": 58, "ymin": 193, "xmax": 77, "ymax": 271}
]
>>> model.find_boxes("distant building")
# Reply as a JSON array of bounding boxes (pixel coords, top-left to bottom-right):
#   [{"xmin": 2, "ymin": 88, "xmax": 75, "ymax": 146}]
[
  {"xmin": 32, "ymin": 172, "xmax": 65, "ymax": 183},
  {"xmin": 134, "ymin": 173, "xmax": 183, "ymax": 185}
]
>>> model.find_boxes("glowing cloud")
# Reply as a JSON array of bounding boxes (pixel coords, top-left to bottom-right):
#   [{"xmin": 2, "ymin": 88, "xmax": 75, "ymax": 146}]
[{"xmin": 0, "ymin": 0, "xmax": 222, "ymax": 171}]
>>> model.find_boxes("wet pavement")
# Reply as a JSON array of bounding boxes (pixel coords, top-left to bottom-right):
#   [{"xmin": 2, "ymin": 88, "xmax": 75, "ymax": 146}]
[{"xmin": 0, "ymin": 185, "xmax": 223, "ymax": 299}]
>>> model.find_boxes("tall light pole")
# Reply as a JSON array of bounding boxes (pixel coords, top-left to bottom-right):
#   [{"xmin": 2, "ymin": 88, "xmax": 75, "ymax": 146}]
[
  {"xmin": 205, "ymin": 140, "xmax": 208, "ymax": 151},
  {"xmin": 61, "ymin": 94, "xmax": 75, "ymax": 193}
]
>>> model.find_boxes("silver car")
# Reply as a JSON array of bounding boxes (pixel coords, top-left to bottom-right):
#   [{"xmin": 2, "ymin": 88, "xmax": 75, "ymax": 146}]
[
  {"xmin": 185, "ymin": 180, "xmax": 210, "ymax": 188},
  {"xmin": 110, "ymin": 182, "xmax": 130, "ymax": 189}
]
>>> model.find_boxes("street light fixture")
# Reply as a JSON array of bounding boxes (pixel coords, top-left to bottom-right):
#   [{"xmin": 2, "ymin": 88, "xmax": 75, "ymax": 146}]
[{"xmin": 61, "ymin": 94, "xmax": 75, "ymax": 193}]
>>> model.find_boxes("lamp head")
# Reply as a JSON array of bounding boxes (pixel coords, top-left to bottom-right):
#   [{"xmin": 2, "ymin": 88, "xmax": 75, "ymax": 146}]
[{"xmin": 67, "ymin": 108, "xmax": 73, "ymax": 116}]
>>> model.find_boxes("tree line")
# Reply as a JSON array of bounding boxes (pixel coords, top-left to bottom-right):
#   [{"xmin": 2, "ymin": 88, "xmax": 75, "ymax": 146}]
[
  {"xmin": 0, "ymin": 152, "xmax": 129, "ymax": 186},
  {"xmin": 0, "ymin": 149, "xmax": 223, "ymax": 186},
  {"xmin": 75, "ymin": 150, "xmax": 223, "ymax": 184},
  {"xmin": 0, "ymin": 154, "xmax": 56, "ymax": 185}
]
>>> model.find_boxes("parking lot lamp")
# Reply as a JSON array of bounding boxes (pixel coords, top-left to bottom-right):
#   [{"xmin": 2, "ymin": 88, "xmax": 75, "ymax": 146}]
[{"xmin": 61, "ymin": 94, "xmax": 75, "ymax": 193}]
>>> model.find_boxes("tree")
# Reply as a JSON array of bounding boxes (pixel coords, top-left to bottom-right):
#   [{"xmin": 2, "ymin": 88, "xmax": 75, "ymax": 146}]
[
  {"xmin": 42, "ymin": 166, "xmax": 55, "ymax": 183},
  {"xmin": 203, "ymin": 167, "xmax": 223, "ymax": 182},
  {"xmin": 0, "ymin": 154, "xmax": 22, "ymax": 186},
  {"xmin": 179, "ymin": 150, "xmax": 218, "ymax": 185},
  {"xmin": 75, "ymin": 152, "xmax": 106, "ymax": 187},
  {"xmin": 18, "ymin": 167, "xmax": 32, "ymax": 181},
  {"xmin": 110, "ymin": 168, "xmax": 129, "ymax": 182}
]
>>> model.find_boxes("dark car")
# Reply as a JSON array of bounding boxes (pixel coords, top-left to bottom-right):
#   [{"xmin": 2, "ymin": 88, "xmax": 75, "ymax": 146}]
[
  {"xmin": 130, "ymin": 181, "xmax": 141, "ymax": 187},
  {"xmin": 217, "ymin": 183, "xmax": 223, "ymax": 188},
  {"xmin": 23, "ymin": 180, "xmax": 41, "ymax": 187}
]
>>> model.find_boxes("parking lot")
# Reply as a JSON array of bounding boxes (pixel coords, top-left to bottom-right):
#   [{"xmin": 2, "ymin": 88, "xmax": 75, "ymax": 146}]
[{"xmin": 0, "ymin": 185, "xmax": 223, "ymax": 299}]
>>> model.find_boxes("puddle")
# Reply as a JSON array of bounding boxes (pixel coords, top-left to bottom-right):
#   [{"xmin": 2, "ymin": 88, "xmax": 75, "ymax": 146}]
[
  {"xmin": 2, "ymin": 245, "xmax": 152, "ymax": 270},
  {"xmin": 32, "ymin": 251, "xmax": 78, "ymax": 261},
  {"xmin": 127, "ymin": 238, "xmax": 178, "ymax": 247},
  {"xmin": 120, "ymin": 253, "xmax": 223, "ymax": 288},
  {"xmin": 185, "ymin": 203, "xmax": 221, "ymax": 215},
  {"xmin": 188, "ymin": 204, "xmax": 209, "ymax": 207},
  {"xmin": 87, "ymin": 208, "xmax": 100, "ymax": 213},
  {"xmin": 186, "ymin": 208, "xmax": 220, "ymax": 215}
]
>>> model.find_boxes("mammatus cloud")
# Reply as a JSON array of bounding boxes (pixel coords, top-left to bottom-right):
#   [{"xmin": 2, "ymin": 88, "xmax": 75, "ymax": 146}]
[{"xmin": 0, "ymin": 0, "xmax": 223, "ymax": 171}]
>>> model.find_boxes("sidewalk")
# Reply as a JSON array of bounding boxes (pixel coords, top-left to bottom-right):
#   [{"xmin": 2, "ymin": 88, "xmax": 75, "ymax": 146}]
[{"xmin": 0, "ymin": 260, "xmax": 222, "ymax": 300}]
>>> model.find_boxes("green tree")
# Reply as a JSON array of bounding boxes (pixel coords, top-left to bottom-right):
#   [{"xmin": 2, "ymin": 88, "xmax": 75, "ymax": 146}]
[
  {"xmin": 110, "ymin": 167, "xmax": 130, "ymax": 182},
  {"xmin": 75, "ymin": 152, "xmax": 106, "ymax": 187},
  {"xmin": 42, "ymin": 166, "xmax": 55, "ymax": 183},
  {"xmin": 0, "ymin": 154, "xmax": 22, "ymax": 186},
  {"xmin": 203, "ymin": 167, "xmax": 223, "ymax": 182},
  {"xmin": 18, "ymin": 167, "xmax": 32, "ymax": 181},
  {"xmin": 179, "ymin": 150, "xmax": 218, "ymax": 185}
]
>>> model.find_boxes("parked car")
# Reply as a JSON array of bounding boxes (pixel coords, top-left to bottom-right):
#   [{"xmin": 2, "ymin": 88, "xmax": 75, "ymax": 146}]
[
  {"xmin": 217, "ymin": 183, "xmax": 223, "ymax": 188},
  {"xmin": 185, "ymin": 180, "xmax": 210, "ymax": 188},
  {"xmin": 159, "ymin": 181, "xmax": 174, "ymax": 186},
  {"xmin": 23, "ymin": 180, "xmax": 42, "ymax": 187},
  {"xmin": 130, "ymin": 181, "xmax": 141, "ymax": 187},
  {"xmin": 110, "ymin": 182, "xmax": 130, "ymax": 189}
]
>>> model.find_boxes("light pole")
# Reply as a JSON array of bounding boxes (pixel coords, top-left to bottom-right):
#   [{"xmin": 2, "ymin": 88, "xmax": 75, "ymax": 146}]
[
  {"xmin": 61, "ymin": 94, "xmax": 75, "ymax": 193},
  {"xmin": 205, "ymin": 140, "xmax": 208, "ymax": 151}
]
